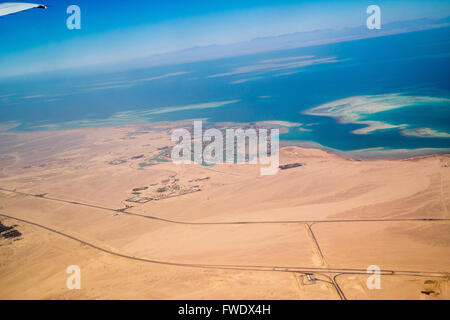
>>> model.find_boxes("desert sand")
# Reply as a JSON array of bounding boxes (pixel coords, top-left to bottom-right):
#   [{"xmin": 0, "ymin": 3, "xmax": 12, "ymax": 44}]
[{"xmin": 0, "ymin": 122, "xmax": 449, "ymax": 299}]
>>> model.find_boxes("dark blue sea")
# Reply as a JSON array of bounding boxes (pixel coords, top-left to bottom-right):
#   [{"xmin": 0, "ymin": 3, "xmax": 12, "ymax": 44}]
[{"xmin": 1, "ymin": 26, "xmax": 449, "ymax": 153}]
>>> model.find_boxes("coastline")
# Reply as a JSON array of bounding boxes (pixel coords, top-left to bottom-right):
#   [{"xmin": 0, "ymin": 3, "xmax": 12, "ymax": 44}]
[
  {"xmin": 0, "ymin": 118, "xmax": 449, "ymax": 299},
  {"xmin": 1, "ymin": 119, "xmax": 449, "ymax": 162}
]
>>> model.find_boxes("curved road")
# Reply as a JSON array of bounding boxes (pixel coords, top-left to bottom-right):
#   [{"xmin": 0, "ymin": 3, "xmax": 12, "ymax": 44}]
[
  {"xmin": 1, "ymin": 212, "xmax": 447, "ymax": 278},
  {"xmin": 1, "ymin": 186, "xmax": 449, "ymax": 300}
]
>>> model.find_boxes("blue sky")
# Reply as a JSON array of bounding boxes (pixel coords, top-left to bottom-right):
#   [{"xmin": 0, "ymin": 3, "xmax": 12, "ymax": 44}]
[{"xmin": 1, "ymin": 0, "xmax": 449, "ymax": 77}]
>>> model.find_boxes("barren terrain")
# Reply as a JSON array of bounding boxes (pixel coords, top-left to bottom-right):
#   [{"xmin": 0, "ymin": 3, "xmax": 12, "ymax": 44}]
[{"xmin": 0, "ymin": 123, "xmax": 449, "ymax": 299}]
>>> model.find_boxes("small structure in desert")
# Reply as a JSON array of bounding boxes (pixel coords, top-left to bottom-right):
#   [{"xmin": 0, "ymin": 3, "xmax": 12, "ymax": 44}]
[
  {"xmin": 305, "ymin": 273, "xmax": 316, "ymax": 284},
  {"xmin": 125, "ymin": 195, "xmax": 152, "ymax": 203},
  {"xmin": 279, "ymin": 163, "xmax": 304, "ymax": 170}
]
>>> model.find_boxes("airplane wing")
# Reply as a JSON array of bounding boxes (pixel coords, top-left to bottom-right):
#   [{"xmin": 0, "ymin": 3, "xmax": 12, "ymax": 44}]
[{"xmin": 0, "ymin": 2, "xmax": 47, "ymax": 17}]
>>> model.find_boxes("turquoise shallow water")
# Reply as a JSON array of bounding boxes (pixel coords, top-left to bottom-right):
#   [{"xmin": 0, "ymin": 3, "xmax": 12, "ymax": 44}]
[{"xmin": 0, "ymin": 27, "xmax": 449, "ymax": 153}]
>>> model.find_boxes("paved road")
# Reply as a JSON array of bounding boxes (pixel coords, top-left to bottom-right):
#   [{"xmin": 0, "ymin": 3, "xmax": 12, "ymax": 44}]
[
  {"xmin": 1, "ymin": 186, "xmax": 449, "ymax": 300},
  {"xmin": 1, "ymin": 187, "xmax": 449, "ymax": 225},
  {"xmin": 1, "ymin": 212, "xmax": 447, "ymax": 278}
]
